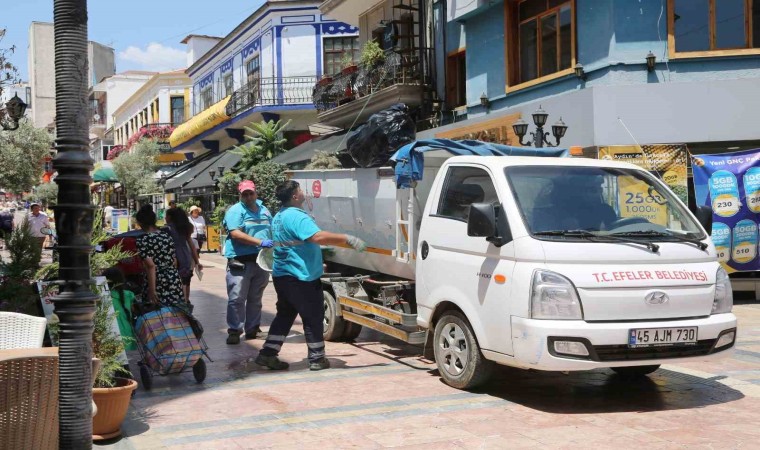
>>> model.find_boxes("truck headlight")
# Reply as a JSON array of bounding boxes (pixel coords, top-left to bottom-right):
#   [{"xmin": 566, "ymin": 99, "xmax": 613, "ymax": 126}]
[
  {"xmin": 712, "ymin": 267, "xmax": 733, "ymax": 314},
  {"xmin": 531, "ymin": 270, "xmax": 583, "ymax": 320}
]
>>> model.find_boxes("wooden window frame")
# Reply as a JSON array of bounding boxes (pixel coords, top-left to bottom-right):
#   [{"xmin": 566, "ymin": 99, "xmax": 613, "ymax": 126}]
[
  {"xmin": 170, "ymin": 96, "xmax": 185, "ymax": 125},
  {"xmin": 504, "ymin": 0, "xmax": 576, "ymax": 94},
  {"xmin": 668, "ymin": 0, "xmax": 759, "ymax": 59},
  {"xmin": 322, "ymin": 36, "xmax": 360, "ymax": 76},
  {"xmin": 446, "ymin": 48, "xmax": 467, "ymax": 109}
]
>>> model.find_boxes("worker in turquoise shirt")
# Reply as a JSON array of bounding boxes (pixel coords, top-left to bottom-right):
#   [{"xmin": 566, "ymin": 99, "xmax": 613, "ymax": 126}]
[
  {"xmin": 255, "ymin": 180, "xmax": 365, "ymax": 371},
  {"xmin": 222, "ymin": 180, "xmax": 274, "ymax": 345}
]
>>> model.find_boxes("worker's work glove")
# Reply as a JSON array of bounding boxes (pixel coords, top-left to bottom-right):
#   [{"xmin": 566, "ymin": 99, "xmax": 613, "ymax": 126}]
[
  {"xmin": 346, "ymin": 235, "xmax": 366, "ymax": 252},
  {"xmin": 259, "ymin": 239, "xmax": 274, "ymax": 248}
]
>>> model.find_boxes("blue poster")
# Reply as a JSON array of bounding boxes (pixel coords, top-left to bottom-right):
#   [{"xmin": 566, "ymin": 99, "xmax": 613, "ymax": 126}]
[{"xmin": 693, "ymin": 148, "xmax": 760, "ymax": 272}]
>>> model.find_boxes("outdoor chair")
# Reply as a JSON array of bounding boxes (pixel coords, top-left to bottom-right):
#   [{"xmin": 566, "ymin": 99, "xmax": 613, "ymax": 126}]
[
  {"xmin": 0, "ymin": 347, "xmax": 58, "ymax": 450},
  {"xmin": 0, "ymin": 312, "xmax": 47, "ymax": 350}
]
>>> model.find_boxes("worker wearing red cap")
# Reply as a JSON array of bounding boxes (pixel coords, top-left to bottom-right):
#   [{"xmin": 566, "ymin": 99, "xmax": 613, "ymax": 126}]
[{"xmin": 223, "ymin": 179, "xmax": 274, "ymax": 345}]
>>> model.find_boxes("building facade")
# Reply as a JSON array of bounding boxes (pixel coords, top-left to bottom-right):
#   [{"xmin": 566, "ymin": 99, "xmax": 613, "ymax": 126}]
[
  {"xmin": 165, "ymin": 0, "xmax": 360, "ymax": 206},
  {"xmin": 28, "ymin": 22, "xmax": 116, "ymax": 129},
  {"xmin": 418, "ymin": 0, "xmax": 760, "ymax": 156}
]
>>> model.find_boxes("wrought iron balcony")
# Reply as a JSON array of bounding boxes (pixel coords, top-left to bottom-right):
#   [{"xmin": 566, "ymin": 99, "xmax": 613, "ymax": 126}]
[
  {"xmin": 313, "ymin": 48, "xmax": 433, "ymax": 113},
  {"xmin": 225, "ymin": 76, "xmax": 317, "ymax": 117}
]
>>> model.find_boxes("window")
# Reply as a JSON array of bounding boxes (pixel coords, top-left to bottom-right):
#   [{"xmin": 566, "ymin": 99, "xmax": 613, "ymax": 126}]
[
  {"xmin": 507, "ymin": 0, "xmax": 574, "ymax": 88},
  {"xmin": 200, "ymin": 87, "xmax": 213, "ymax": 110},
  {"xmin": 670, "ymin": 0, "xmax": 760, "ymax": 56},
  {"xmin": 170, "ymin": 96, "xmax": 185, "ymax": 125},
  {"xmin": 437, "ymin": 166, "xmax": 499, "ymax": 221},
  {"xmin": 446, "ymin": 50, "xmax": 467, "ymax": 109},
  {"xmin": 223, "ymin": 73, "xmax": 234, "ymax": 97},
  {"xmin": 323, "ymin": 36, "xmax": 360, "ymax": 76},
  {"xmin": 245, "ymin": 56, "xmax": 260, "ymax": 87}
]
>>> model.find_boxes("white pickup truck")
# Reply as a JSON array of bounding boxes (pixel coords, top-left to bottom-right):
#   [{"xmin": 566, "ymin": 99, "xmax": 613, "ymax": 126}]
[{"xmin": 290, "ymin": 149, "xmax": 737, "ymax": 389}]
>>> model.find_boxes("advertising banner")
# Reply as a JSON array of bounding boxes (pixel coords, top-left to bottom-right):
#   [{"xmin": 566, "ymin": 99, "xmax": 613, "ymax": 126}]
[
  {"xmin": 692, "ymin": 148, "xmax": 760, "ymax": 272},
  {"xmin": 112, "ymin": 209, "xmax": 130, "ymax": 232},
  {"xmin": 599, "ymin": 145, "xmax": 689, "ymax": 226}
]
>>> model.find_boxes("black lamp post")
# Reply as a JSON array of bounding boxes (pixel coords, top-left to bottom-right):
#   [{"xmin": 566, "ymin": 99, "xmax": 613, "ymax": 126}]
[
  {"xmin": 512, "ymin": 105, "xmax": 568, "ymax": 148},
  {"xmin": 0, "ymin": 93, "xmax": 28, "ymax": 131},
  {"xmin": 51, "ymin": 1, "xmax": 98, "ymax": 448}
]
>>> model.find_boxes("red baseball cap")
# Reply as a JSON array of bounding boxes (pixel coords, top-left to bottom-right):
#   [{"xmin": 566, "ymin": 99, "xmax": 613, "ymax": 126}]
[{"xmin": 238, "ymin": 180, "xmax": 256, "ymax": 193}]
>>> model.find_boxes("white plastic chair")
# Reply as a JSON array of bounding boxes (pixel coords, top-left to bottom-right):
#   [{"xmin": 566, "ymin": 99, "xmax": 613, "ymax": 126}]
[{"xmin": 0, "ymin": 312, "xmax": 48, "ymax": 349}]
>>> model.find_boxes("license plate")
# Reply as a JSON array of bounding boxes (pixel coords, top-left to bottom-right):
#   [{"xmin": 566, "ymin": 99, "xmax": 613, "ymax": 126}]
[{"xmin": 628, "ymin": 327, "xmax": 698, "ymax": 348}]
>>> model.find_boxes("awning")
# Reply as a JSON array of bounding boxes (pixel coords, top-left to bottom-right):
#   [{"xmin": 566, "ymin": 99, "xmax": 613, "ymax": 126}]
[
  {"xmin": 93, "ymin": 166, "xmax": 118, "ymax": 182},
  {"xmin": 271, "ymin": 131, "xmax": 348, "ymax": 166},
  {"xmin": 183, "ymin": 150, "xmax": 242, "ymax": 190},
  {"xmin": 169, "ymin": 96, "xmax": 231, "ymax": 149},
  {"xmin": 164, "ymin": 151, "xmax": 219, "ymax": 191}
]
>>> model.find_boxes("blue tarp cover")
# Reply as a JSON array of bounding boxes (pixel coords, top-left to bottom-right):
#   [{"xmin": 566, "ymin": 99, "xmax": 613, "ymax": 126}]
[{"xmin": 390, "ymin": 139, "xmax": 569, "ymax": 188}]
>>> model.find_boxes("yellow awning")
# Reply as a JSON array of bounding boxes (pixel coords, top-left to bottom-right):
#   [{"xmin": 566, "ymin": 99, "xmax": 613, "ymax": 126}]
[
  {"xmin": 156, "ymin": 153, "xmax": 187, "ymax": 163},
  {"xmin": 169, "ymin": 96, "xmax": 231, "ymax": 148}
]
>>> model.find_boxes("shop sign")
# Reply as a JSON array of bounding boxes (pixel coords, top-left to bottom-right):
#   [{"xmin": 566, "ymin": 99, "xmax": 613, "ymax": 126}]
[
  {"xmin": 598, "ymin": 145, "xmax": 688, "ymax": 227},
  {"xmin": 435, "ymin": 113, "xmax": 522, "ymax": 145}
]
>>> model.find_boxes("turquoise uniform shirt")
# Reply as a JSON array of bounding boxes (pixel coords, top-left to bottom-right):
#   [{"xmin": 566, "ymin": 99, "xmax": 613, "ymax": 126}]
[
  {"xmin": 272, "ymin": 206, "xmax": 323, "ymax": 281},
  {"xmin": 223, "ymin": 200, "xmax": 272, "ymax": 258}
]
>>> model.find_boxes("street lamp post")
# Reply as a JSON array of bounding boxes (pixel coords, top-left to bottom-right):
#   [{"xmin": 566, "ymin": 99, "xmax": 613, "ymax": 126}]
[
  {"xmin": 512, "ymin": 105, "xmax": 568, "ymax": 148},
  {"xmin": 51, "ymin": 1, "xmax": 98, "ymax": 448}
]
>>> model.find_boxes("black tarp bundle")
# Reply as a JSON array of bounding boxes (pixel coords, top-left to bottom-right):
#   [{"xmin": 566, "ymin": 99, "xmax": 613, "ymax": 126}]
[{"xmin": 346, "ymin": 103, "xmax": 416, "ymax": 168}]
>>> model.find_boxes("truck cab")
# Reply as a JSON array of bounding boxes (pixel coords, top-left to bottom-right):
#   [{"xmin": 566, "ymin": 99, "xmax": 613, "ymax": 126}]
[{"xmin": 416, "ymin": 156, "xmax": 736, "ymax": 388}]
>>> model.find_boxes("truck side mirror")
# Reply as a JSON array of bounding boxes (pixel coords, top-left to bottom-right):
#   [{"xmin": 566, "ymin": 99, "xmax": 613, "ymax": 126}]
[
  {"xmin": 468, "ymin": 203, "xmax": 497, "ymax": 238},
  {"xmin": 695, "ymin": 205, "xmax": 713, "ymax": 232},
  {"xmin": 468, "ymin": 202, "xmax": 511, "ymax": 247}
]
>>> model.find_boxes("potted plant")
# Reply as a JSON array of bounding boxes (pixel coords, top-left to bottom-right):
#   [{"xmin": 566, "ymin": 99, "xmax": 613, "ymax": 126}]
[
  {"xmin": 360, "ymin": 40, "xmax": 386, "ymax": 68},
  {"xmin": 317, "ymin": 74, "xmax": 333, "ymax": 87},
  {"xmin": 39, "ymin": 211, "xmax": 137, "ymax": 441},
  {"xmin": 340, "ymin": 51, "xmax": 358, "ymax": 75}
]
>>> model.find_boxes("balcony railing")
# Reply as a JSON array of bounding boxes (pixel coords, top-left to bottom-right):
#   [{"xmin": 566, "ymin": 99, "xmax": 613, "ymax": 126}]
[
  {"xmin": 225, "ymin": 76, "xmax": 317, "ymax": 117},
  {"xmin": 313, "ymin": 48, "xmax": 434, "ymax": 112}
]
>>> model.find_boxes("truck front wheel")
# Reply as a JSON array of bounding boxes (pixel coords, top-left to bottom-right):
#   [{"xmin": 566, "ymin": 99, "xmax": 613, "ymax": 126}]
[
  {"xmin": 322, "ymin": 290, "xmax": 346, "ymax": 341},
  {"xmin": 433, "ymin": 311, "xmax": 493, "ymax": 389},
  {"xmin": 611, "ymin": 365, "xmax": 660, "ymax": 378}
]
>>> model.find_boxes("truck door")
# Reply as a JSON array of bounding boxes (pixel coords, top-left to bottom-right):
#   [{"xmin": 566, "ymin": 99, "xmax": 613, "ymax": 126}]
[{"xmin": 417, "ymin": 165, "xmax": 515, "ymax": 355}]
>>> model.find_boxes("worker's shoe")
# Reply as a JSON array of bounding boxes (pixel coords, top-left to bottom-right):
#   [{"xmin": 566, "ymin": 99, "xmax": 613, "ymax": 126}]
[
  {"xmin": 255, "ymin": 354, "xmax": 289, "ymax": 370},
  {"xmin": 226, "ymin": 331, "xmax": 242, "ymax": 345},
  {"xmin": 244, "ymin": 327, "xmax": 265, "ymax": 340},
  {"xmin": 309, "ymin": 357, "xmax": 331, "ymax": 371}
]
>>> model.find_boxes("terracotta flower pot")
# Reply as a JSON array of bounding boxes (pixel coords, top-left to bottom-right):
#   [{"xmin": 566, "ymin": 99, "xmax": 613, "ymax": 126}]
[{"xmin": 92, "ymin": 377, "xmax": 137, "ymax": 441}]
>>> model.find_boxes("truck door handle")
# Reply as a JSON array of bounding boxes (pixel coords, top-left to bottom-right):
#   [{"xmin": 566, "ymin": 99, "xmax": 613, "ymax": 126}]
[{"xmin": 421, "ymin": 241, "xmax": 429, "ymax": 259}]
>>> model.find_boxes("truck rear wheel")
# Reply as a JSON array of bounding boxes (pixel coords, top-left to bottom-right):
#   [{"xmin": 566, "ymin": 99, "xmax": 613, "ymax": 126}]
[
  {"xmin": 322, "ymin": 290, "xmax": 346, "ymax": 341},
  {"xmin": 341, "ymin": 321, "xmax": 363, "ymax": 341},
  {"xmin": 433, "ymin": 311, "xmax": 493, "ymax": 390}
]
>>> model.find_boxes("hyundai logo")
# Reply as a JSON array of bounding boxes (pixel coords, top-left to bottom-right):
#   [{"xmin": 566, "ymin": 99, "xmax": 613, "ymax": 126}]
[{"xmin": 645, "ymin": 291, "xmax": 669, "ymax": 305}]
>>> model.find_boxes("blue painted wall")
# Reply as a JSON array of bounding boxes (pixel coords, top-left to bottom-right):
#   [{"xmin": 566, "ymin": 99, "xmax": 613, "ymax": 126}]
[
  {"xmin": 463, "ymin": 3, "xmax": 505, "ymax": 106},
  {"xmin": 455, "ymin": 0, "xmax": 760, "ymax": 118}
]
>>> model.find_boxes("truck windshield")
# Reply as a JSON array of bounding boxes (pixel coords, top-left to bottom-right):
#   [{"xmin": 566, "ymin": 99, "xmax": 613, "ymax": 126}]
[{"xmin": 505, "ymin": 165, "xmax": 705, "ymax": 241}]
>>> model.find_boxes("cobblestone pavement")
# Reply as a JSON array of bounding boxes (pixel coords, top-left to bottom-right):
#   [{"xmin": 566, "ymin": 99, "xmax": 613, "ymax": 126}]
[{"xmin": 68, "ymin": 253, "xmax": 760, "ymax": 449}]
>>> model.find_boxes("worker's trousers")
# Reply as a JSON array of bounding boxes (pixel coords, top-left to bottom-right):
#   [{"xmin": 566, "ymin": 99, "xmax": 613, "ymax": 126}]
[{"xmin": 260, "ymin": 276, "xmax": 325, "ymax": 363}]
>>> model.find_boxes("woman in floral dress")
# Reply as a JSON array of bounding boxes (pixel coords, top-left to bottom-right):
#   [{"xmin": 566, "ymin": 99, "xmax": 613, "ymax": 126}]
[{"xmin": 135, "ymin": 205, "xmax": 185, "ymax": 308}]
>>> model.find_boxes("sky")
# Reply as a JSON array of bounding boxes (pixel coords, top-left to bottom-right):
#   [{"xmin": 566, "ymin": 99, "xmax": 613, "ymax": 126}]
[{"xmin": 1, "ymin": 0, "xmax": 267, "ymax": 81}]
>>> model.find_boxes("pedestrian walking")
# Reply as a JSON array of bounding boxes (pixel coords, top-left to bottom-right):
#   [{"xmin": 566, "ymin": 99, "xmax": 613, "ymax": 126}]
[
  {"xmin": 255, "ymin": 180, "xmax": 366, "ymax": 371},
  {"xmin": 27, "ymin": 203, "xmax": 49, "ymax": 250},
  {"xmin": 164, "ymin": 207, "xmax": 202, "ymax": 305},
  {"xmin": 0, "ymin": 207, "xmax": 13, "ymax": 249},
  {"xmin": 135, "ymin": 205, "xmax": 185, "ymax": 308},
  {"xmin": 189, "ymin": 206, "xmax": 207, "ymax": 256},
  {"xmin": 223, "ymin": 180, "xmax": 274, "ymax": 345}
]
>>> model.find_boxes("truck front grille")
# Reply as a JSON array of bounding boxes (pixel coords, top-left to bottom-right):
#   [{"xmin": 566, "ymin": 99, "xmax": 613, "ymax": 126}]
[{"xmin": 593, "ymin": 339, "xmax": 717, "ymax": 361}]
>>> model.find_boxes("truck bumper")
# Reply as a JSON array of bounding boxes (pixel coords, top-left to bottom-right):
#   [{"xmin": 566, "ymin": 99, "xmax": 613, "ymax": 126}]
[{"xmin": 506, "ymin": 313, "xmax": 737, "ymax": 371}]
